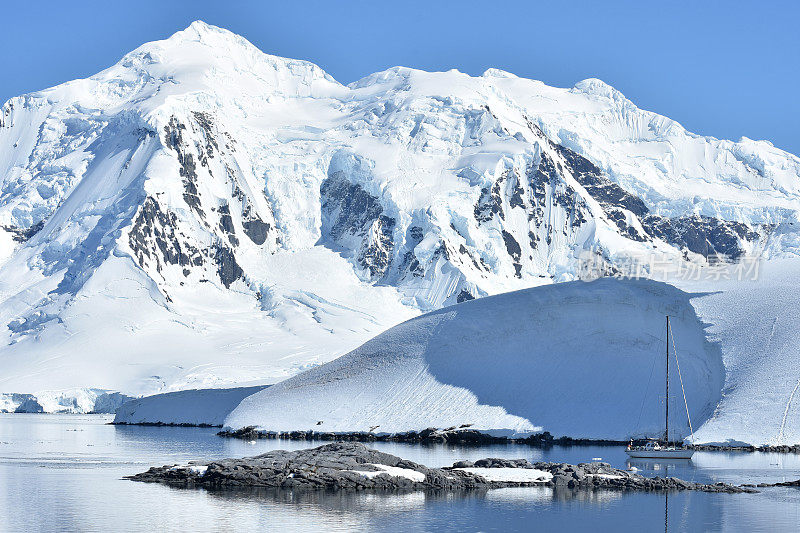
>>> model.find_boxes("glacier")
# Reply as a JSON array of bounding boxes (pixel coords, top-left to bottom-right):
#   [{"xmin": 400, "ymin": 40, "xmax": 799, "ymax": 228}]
[
  {"xmin": 113, "ymin": 385, "xmax": 266, "ymax": 426},
  {"xmin": 1, "ymin": 20, "xmax": 800, "ymax": 432},
  {"xmin": 224, "ymin": 277, "xmax": 724, "ymax": 440},
  {"xmin": 224, "ymin": 262, "xmax": 800, "ymax": 445}
]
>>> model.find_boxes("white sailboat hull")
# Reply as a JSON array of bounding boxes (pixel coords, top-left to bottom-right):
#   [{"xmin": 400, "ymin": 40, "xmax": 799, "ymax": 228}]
[{"xmin": 625, "ymin": 449, "xmax": 694, "ymax": 459}]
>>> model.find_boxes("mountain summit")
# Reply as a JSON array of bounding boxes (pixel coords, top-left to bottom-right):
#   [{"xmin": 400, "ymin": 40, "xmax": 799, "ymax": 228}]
[{"xmin": 1, "ymin": 22, "xmax": 799, "ymax": 410}]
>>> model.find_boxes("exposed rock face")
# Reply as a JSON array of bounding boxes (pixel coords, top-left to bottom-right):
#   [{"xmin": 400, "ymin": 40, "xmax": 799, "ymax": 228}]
[
  {"xmin": 241, "ymin": 203, "xmax": 271, "ymax": 245},
  {"xmin": 212, "ymin": 243, "xmax": 243, "ymax": 288},
  {"xmin": 321, "ymin": 157, "xmax": 396, "ymax": 279},
  {"xmin": 128, "ymin": 197, "xmax": 205, "ymax": 275},
  {"xmin": 164, "ymin": 116, "xmax": 205, "ymax": 219},
  {"xmin": 1, "ymin": 221, "xmax": 44, "ymax": 243},
  {"xmin": 642, "ymin": 214, "xmax": 762, "ymax": 260},
  {"xmin": 549, "ymin": 138, "xmax": 764, "ymax": 260},
  {"xmin": 127, "ymin": 442, "xmax": 755, "ymax": 493},
  {"xmin": 528, "ymin": 461, "xmax": 754, "ymax": 493}
]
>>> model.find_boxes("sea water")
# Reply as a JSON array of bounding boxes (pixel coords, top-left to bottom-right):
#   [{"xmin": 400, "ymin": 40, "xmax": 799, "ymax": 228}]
[{"xmin": 1, "ymin": 414, "xmax": 799, "ymax": 532}]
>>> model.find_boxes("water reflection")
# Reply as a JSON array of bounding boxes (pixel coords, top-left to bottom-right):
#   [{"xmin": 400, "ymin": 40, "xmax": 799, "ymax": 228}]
[{"xmin": 1, "ymin": 415, "xmax": 799, "ymax": 532}]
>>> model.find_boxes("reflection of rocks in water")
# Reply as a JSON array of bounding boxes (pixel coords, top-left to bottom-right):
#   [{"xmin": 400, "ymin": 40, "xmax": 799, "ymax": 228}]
[
  {"xmin": 550, "ymin": 486, "xmax": 623, "ymax": 504},
  {"xmin": 203, "ymin": 485, "xmax": 474, "ymax": 511},
  {"xmin": 485, "ymin": 485, "xmax": 624, "ymax": 505},
  {"xmin": 484, "ymin": 486, "xmax": 553, "ymax": 503}
]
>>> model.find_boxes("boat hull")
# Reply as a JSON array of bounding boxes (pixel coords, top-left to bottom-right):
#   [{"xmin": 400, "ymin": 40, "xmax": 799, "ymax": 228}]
[{"xmin": 625, "ymin": 449, "xmax": 694, "ymax": 459}]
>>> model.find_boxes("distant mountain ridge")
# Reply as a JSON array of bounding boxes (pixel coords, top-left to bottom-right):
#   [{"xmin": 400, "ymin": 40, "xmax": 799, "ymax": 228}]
[{"xmin": 1, "ymin": 21, "xmax": 799, "ymax": 410}]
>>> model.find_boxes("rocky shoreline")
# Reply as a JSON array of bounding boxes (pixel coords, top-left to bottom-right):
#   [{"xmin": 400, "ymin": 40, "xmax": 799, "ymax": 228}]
[
  {"xmin": 128, "ymin": 442, "xmax": 758, "ymax": 493},
  {"xmin": 216, "ymin": 426, "xmax": 628, "ymax": 447},
  {"xmin": 216, "ymin": 426, "xmax": 800, "ymax": 453},
  {"xmin": 692, "ymin": 443, "xmax": 800, "ymax": 454},
  {"xmin": 113, "ymin": 421, "xmax": 220, "ymax": 428}
]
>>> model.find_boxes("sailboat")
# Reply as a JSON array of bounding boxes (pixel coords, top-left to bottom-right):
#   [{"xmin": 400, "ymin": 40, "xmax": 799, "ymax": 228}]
[{"xmin": 626, "ymin": 316, "xmax": 695, "ymax": 459}]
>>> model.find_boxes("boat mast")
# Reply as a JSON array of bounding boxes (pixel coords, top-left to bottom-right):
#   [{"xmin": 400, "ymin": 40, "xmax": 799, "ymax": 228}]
[{"xmin": 665, "ymin": 315, "xmax": 670, "ymax": 444}]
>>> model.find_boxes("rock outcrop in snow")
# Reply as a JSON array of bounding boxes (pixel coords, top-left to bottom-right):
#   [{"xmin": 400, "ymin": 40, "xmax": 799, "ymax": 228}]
[{"xmin": 2, "ymin": 21, "xmax": 800, "ymax": 409}]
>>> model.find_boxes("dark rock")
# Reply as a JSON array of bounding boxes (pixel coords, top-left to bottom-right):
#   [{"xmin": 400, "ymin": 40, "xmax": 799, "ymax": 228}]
[
  {"xmin": 549, "ymin": 137, "xmax": 764, "ymax": 260},
  {"xmin": 129, "ymin": 442, "xmax": 757, "ymax": 494},
  {"xmin": 2, "ymin": 220, "xmax": 45, "ymax": 243},
  {"xmin": 212, "ymin": 244, "xmax": 243, "ymax": 288},
  {"xmin": 217, "ymin": 203, "xmax": 238, "ymax": 246},
  {"xmin": 456, "ymin": 289, "xmax": 475, "ymax": 303},
  {"xmin": 501, "ymin": 230, "xmax": 522, "ymax": 277},
  {"xmin": 164, "ymin": 116, "xmax": 204, "ymax": 218},
  {"xmin": 242, "ymin": 216, "xmax": 271, "ymax": 246},
  {"xmin": 755, "ymin": 479, "xmax": 800, "ymax": 487},
  {"xmin": 474, "ymin": 181, "xmax": 504, "ymax": 223},
  {"xmin": 321, "ymin": 168, "xmax": 395, "ymax": 278},
  {"xmin": 128, "ymin": 196, "xmax": 205, "ymax": 273}
]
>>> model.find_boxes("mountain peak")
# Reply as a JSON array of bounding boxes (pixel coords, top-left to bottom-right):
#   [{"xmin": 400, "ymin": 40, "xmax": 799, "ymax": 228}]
[
  {"xmin": 482, "ymin": 68, "xmax": 518, "ymax": 79},
  {"xmin": 571, "ymin": 78, "xmax": 627, "ymax": 102},
  {"xmin": 168, "ymin": 20, "xmax": 243, "ymax": 45}
]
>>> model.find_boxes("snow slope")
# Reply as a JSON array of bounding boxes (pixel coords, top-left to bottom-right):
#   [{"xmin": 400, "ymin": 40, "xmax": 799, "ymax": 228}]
[
  {"xmin": 225, "ymin": 277, "xmax": 725, "ymax": 440},
  {"xmin": 225, "ymin": 263, "xmax": 800, "ymax": 445},
  {"xmin": 675, "ymin": 260, "xmax": 800, "ymax": 446},
  {"xmin": 113, "ymin": 385, "xmax": 266, "ymax": 426},
  {"xmin": 2, "ymin": 21, "xmax": 800, "ymax": 409}
]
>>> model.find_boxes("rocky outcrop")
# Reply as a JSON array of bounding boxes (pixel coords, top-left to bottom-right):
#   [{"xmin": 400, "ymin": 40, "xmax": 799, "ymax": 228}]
[
  {"xmin": 694, "ymin": 443, "xmax": 800, "ymax": 454},
  {"xmin": 1, "ymin": 221, "xmax": 45, "ymax": 243},
  {"xmin": 127, "ymin": 442, "xmax": 755, "ymax": 493},
  {"xmin": 527, "ymin": 460, "xmax": 754, "ymax": 493},
  {"xmin": 321, "ymin": 161, "xmax": 396, "ymax": 279},
  {"xmin": 216, "ymin": 426, "xmax": 624, "ymax": 446},
  {"xmin": 128, "ymin": 197, "xmax": 205, "ymax": 275},
  {"xmin": 551, "ymin": 140, "xmax": 764, "ymax": 260}
]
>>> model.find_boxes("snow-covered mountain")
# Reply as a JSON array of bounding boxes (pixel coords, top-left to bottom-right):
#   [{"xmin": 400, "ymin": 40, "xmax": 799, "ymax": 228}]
[{"xmin": 2, "ymin": 21, "xmax": 800, "ymax": 410}]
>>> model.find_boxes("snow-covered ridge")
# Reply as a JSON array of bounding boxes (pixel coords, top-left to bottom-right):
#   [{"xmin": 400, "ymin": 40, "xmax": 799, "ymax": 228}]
[
  {"xmin": 225, "ymin": 265, "xmax": 800, "ymax": 446},
  {"xmin": 225, "ymin": 277, "xmax": 725, "ymax": 440},
  {"xmin": 1, "ymin": 21, "xmax": 799, "ymax": 408}
]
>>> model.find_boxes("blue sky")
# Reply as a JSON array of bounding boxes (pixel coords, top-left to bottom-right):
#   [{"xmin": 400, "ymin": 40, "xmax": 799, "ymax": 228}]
[{"xmin": 2, "ymin": 1, "xmax": 797, "ymax": 155}]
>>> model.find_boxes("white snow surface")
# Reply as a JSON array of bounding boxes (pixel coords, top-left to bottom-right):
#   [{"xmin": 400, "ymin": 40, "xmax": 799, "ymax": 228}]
[
  {"xmin": 2, "ymin": 21, "xmax": 800, "ymax": 412},
  {"xmin": 674, "ymin": 259, "xmax": 800, "ymax": 446},
  {"xmin": 113, "ymin": 385, "xmax": 265, "ymax": 426},
  {"xmin": 225, "ymin": 277, "xmax": 725, "ymax": 440},
  {"xmin": 589, "ymin": 473, "xmax": 623, "ymax": 480},
  {"xmin": 455, "ymin": 468, "xmax": 552, "ymax": 483},
  {"xmin": 226, "ymin": 263, "xmax": 800, "ymax": 445},
  {"xmin": 349, "ymin": 464, "xmax": 426, "ymax": 482},
  {"xmin": 170, "ymin": 464, "xmax": 209, "ymax": 476}
]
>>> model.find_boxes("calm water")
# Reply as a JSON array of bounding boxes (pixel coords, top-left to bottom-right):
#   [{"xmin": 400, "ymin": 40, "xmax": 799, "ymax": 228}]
[{"xmin": 1, "ymin": 415, "xmax": 799, "ymax": 532}]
